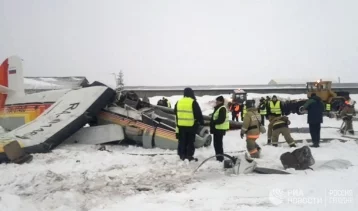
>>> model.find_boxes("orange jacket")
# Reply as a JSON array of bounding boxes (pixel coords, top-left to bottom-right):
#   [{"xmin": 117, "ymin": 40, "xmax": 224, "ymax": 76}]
[{"xmin": 230, "ymin": 104, "xmax": 240, "ymax": 112}]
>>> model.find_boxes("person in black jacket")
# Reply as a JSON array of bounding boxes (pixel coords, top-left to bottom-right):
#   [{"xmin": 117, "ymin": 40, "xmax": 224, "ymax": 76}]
[
  {"xmin": 174, "ymin": 88, "xmax": 204, "ymax": 161},
  {"xmin": 210, "ymin": 96, "xmax": 229, "ymax": 162},
  {"xmin": 302, "ymin": 93, "xmax": 324, "ymax": 147}
]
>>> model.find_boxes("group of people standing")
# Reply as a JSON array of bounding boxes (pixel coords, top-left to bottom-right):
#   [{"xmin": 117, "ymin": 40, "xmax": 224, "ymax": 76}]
[
  {"xmin": 173, "ymin": 88, "xmax": 355, "ymax": 162},
  {"xmin": 174, "ymin": 88, "xmax": 229, "ymax": 162}
]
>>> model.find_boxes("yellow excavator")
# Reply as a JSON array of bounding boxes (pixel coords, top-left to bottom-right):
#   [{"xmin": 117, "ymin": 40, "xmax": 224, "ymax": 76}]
[{"xmin": 306, "ymin": 79, "xmax": 348, "ymax": 112}]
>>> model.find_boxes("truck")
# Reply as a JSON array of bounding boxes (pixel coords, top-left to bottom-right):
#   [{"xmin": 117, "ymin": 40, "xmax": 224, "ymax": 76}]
[{"xmin": 230, "ymin": 80, "xmax": 349, "ymax": 116}]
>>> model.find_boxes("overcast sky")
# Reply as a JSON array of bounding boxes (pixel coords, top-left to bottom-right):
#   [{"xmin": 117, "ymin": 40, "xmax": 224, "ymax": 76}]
[{"xmin": 1, "ymin": 0, "xmax": 358, "ymax": 87}]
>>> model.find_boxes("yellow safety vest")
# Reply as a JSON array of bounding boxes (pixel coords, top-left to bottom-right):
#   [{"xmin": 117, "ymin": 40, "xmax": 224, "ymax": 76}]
[
  {"xmin": 326, "ymin": 103, "xmax": 331, "ymax": 111},
  {"xmin": 270, "ymin": 101, "xmax": 281, "ymax": 115},
  {"xmin": 176, "ymin": 97, "xmax": 195, "ymax": 126},
  {"xmin": 260, "ymin": 104, "xmax": 267, "ymax": 115},
  {"xmin": 213, "ymin": 106, "xmax": 230, "ymax": 130}
]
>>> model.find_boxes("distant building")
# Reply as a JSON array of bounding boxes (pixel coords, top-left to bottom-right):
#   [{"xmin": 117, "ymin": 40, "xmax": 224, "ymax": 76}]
[
  {"xmin": 24, "ymin": 76, "xmax": 89, "ymax": 94},
  {"xmin": 268, "ymin": 78, "xmax": 339, "ymax": 85}
]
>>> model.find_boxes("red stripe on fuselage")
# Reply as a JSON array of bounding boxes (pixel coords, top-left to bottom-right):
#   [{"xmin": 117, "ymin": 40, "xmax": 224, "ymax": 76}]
[
  {"xmin": 0, "ymin": 59, "xmax": 9, "ymax": 108},
  {"xmin": 0, "ymin": 103, "xmax": 54, "ymax": 113}
]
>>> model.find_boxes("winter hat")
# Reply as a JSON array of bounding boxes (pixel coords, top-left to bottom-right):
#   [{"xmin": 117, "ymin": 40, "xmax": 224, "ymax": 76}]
[
  {"xmin": 216, "ymin": 96, "xmax": 224, "ymax": 102},
  {"xmin": 183, "ymin": 87, "xmax": 196, "ymax": 100}
]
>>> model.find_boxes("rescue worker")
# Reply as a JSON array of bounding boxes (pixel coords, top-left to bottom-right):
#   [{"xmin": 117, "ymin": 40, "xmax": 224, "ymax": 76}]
[
  {"xmin": 258, "ymin": 97, "xmax": 267, "ymax": 125},
  {"xmin": 267, "ymin": 95, "xmax": 283, "ymax": 117},
  {"xmin": 229, "ymin": 102, "xmax": 240, "ymax": 121},
  {"xmin": 210, "ymin": 96, "xmax": 230, "ymax": 162},
  {"xmin": 241, "ymin": 103, "xmax": 247, "ymax": 121},
  {"xmin": 240, "ymin": 100, "xmax": 261, "ymax": 158},
  {"xmin": 302, "ymin": 93, "xmax": 324, "ymax": 148},
  {"xmin": 338, "ymin": 99, "xmax": 355, "ymax": 135},
  {"xmin": 157, "ymin": 99, "xmax": 165, "ymax": 106},
  {"xmin": 325, "ymin": 103, "xmax": 331, "ymax": 112},
  {"xmin": 161, "ymin": 97, "xmax": 169, "ymax": 107},
  {"xmin": 267, "ymin": 115, "xmax": 296, "ymax": 147},
  {"xmin": 165, "ymin": 97, "xmax": 171, "ymax": 108},
  {"xmin": 174, "ymin": 88, "xmax": 204, "ymax": 161}
]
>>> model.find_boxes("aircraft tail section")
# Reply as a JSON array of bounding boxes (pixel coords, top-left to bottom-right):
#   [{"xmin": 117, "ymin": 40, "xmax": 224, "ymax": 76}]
[
  {"xmin": 0, "ymin": 56, "xmax": 25, "ymax": 99},
  {"xmin": 0, "ymin": 58, "xmax": 9, "ymax": 108}
]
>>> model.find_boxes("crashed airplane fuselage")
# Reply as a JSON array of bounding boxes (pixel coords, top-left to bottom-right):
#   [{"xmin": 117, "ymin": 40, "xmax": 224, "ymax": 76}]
[
  {"xmin": 0, "ymin": 56, "xmax": 216, "ymax": 162},
  {"xmin": 92, "ymin": 91, "xmax": 213, "ymax": 150}
]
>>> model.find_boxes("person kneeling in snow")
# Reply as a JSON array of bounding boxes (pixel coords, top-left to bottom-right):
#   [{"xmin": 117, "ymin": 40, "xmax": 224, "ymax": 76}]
[
  {"xmin": 267, "ymin": 116, "xmax": 296, "ymax": 147},
  {"xmin": 240, "ymin": 100, "xmax": 261, "ymax": 158}
]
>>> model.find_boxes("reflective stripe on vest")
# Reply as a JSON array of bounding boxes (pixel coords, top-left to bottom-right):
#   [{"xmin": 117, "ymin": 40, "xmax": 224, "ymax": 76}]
[
  {"xmin": 213, "ymin": 106, "xmax": 230, "ymax": 130},
  {"xmin": 243, "ymin": 105, "xmax": 247, "ymax": 116},
  {"xmin": 273, "ymin": 120, "xmax": 286, "ymax": 126},
  {"xmin": 326, "ymin": 104, "xmax": 331, "ymax": 111},
  {"xmin": 270, "ymin": 101, "xmax": 281, "ymax": 114},
  {"xmin": 176, "ymin": 97, "xmax": 194, "ymax": 126},
  {"xmin": 260, "ymin": 106, "xmax": 267, "ymax": 115}
]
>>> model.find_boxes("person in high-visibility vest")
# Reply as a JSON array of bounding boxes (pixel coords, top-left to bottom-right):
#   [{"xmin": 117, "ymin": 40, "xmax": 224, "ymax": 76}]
[
  {"xmin": 210, "ymin": 96, "xmax": 230, "ymax": 162},
  {"xmin": 325, "ymin": 103, "xmax": 331, "ymax": 111},
  {"xmin": 258, "ymin": 97, "xmax": 267, "ymax": 126},
  {"xmin": 267, "ymin": 95, "xmax": 282, "ymax": 117},
  {"xmin": 174, "ymin": 87, "xmax": 204, "ymax": 161}
]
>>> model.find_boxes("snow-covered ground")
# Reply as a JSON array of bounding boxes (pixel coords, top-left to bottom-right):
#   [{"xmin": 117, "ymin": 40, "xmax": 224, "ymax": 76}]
[{"xmin": 1, "ymin": 94, "xmax": 358, "ymax": 211}]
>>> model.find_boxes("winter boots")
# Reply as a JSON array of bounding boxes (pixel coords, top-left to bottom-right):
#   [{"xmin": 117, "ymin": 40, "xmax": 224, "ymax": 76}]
[{"xmin": 180, "ymin": 155, "xmax": 198, "ymax": 162}]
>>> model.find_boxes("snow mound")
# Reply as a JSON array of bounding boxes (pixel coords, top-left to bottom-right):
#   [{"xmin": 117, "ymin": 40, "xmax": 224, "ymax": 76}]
[
  {"xmin": 0, "ymin": 147, "xmax": 198, "ymax": 211},
  {"xmin": 315, "ymin": 159, "xmax": 353, "ymax": 170},
  {"xmin": 0, "ymin": 193, "xmax": 37, "ymax": 211}
]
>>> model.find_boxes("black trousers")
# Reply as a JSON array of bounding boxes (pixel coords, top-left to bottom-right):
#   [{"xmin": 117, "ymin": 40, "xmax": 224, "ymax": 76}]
[
  {"xmin": 232, "ymin": 112, "xmax": 238, "ymax": 121},
  {"xmin": 213, "ymin": 133, "xmax": 224, "ymax": 161},
  {"xmin": 177, "ymin": 130, "xmax": 196, "ymax": 159},
  {"xmin": 309, "ymin": 123, "xmax": 321, "ymax": 145},
  {"xmin": 260, "ymin": 115, "xmax": 265, "ymax": 126}
]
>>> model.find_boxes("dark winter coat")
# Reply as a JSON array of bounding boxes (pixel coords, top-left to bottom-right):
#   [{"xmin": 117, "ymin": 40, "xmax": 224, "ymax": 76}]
[
  {"xmin": 210, "ymin": 104, "xmax": 227, "ymax": 135},
  {"xmin": 302, "ymin": 95, "xmax": 324, "ymax": 124},
  {"xmin": 174, "ymin": 88, "xmax": 204, "ymax": 133}
]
